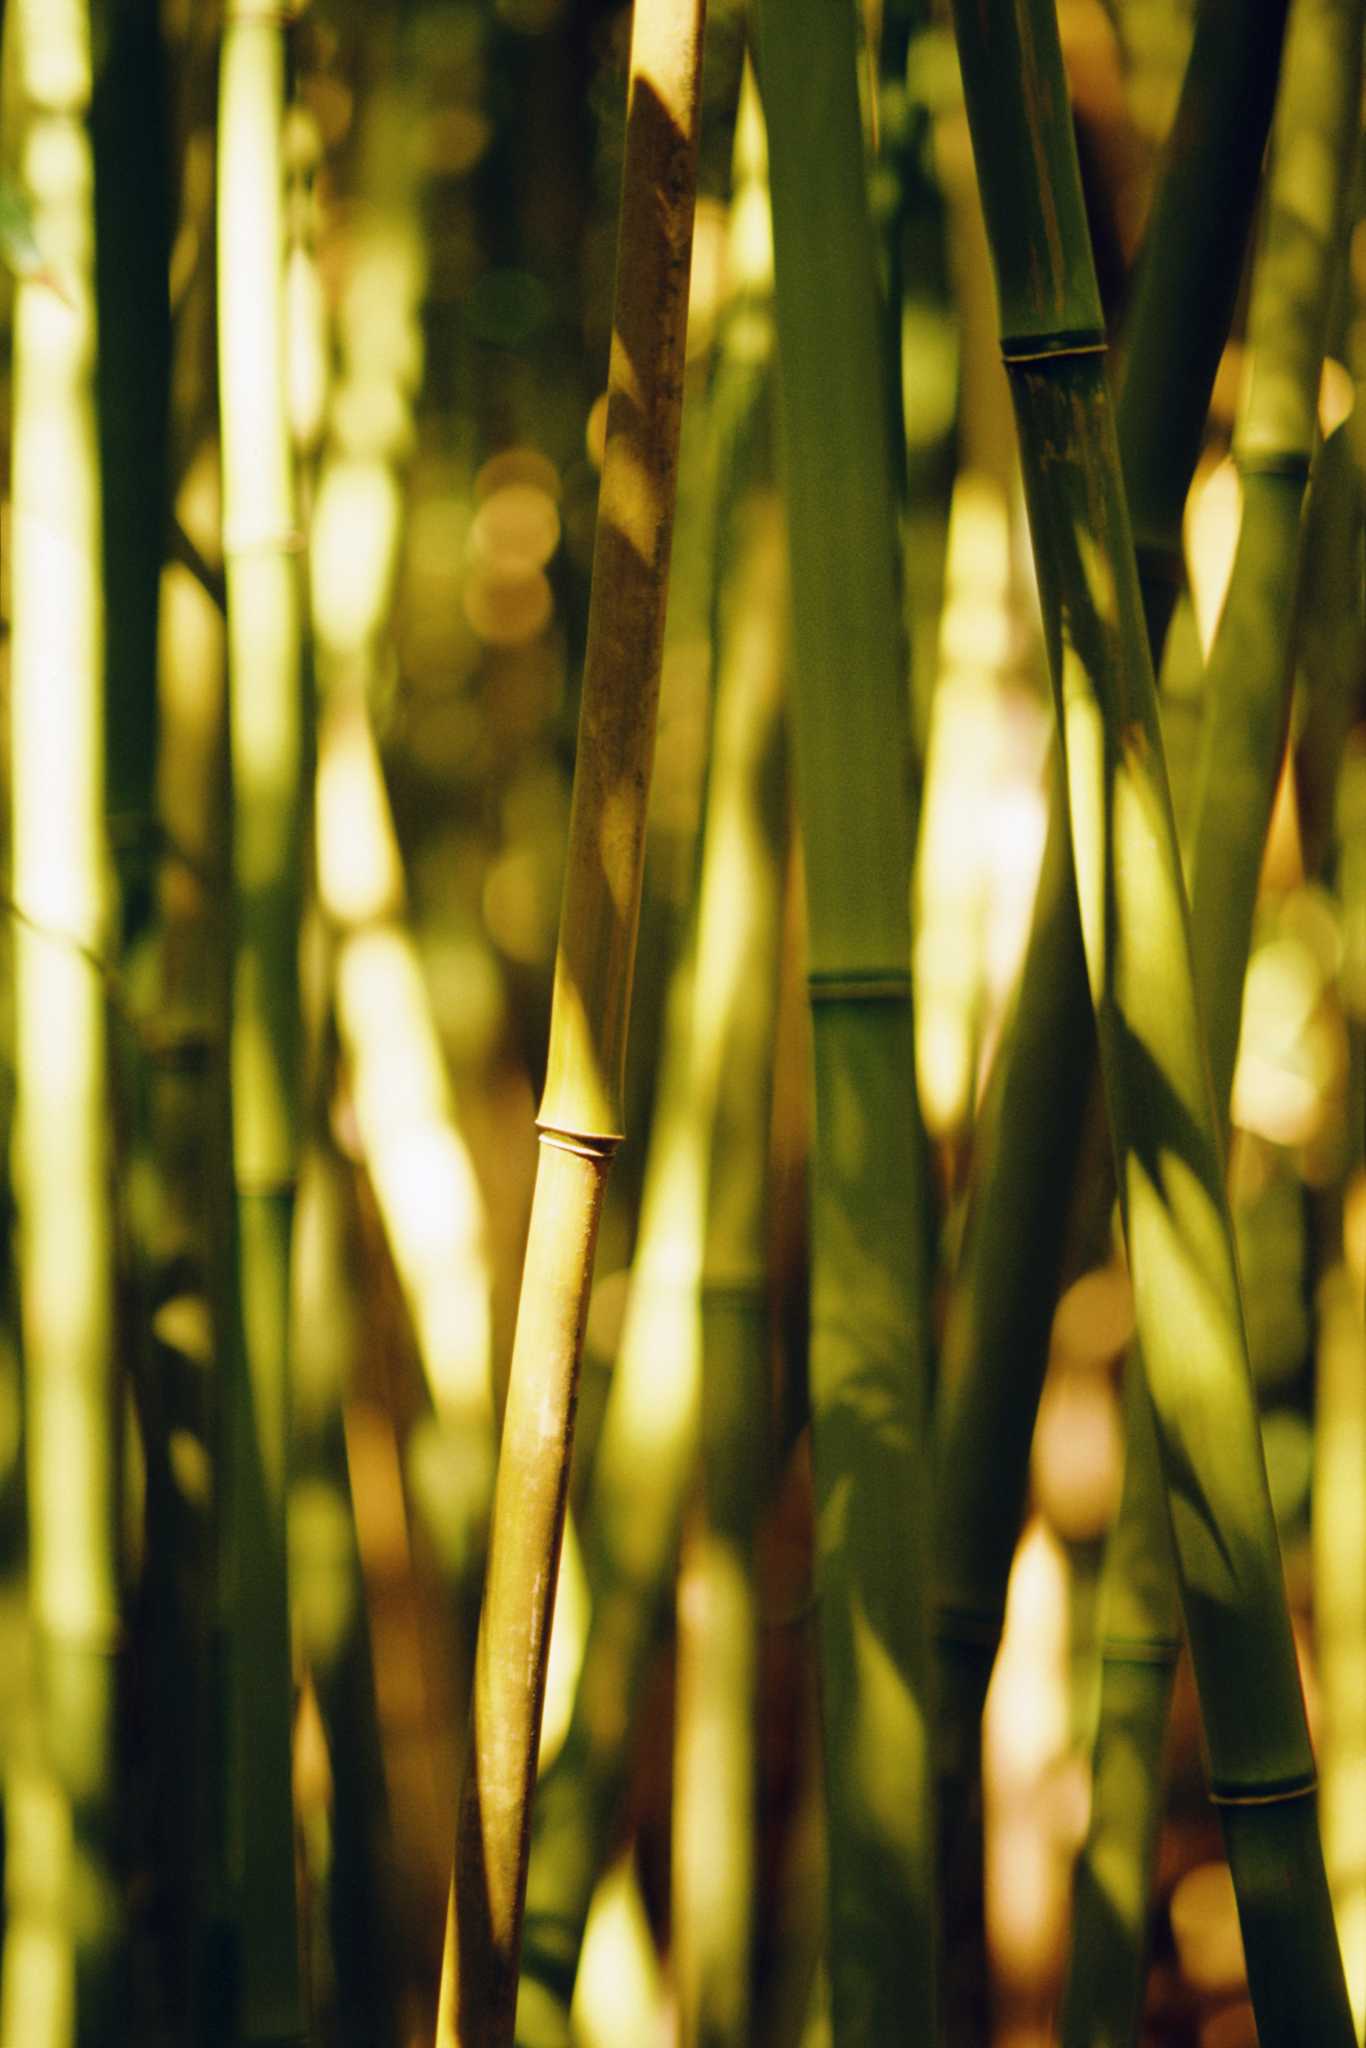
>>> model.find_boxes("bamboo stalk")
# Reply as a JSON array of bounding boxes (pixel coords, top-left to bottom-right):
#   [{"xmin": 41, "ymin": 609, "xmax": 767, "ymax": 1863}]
[
  {"xmin": 435, "ymin": 2, "xmax": 705, "ymax": 2035},
  {"xmin": 217, "ymin": 4, "xmax": 307, "ymax": 2038},
  {"xmin": 947, "ymin": 0, "xmax": 1356, "ymax": 2038},
  {"xmin": 1, "ymin": 3, "xmax": 124, "ymax": 2039},
  {"xmin": 750, "ymin": 0, "xmax": 939, "ymax": 2028},
  {"xmin": 671, "ymin": 485, "xmax": 786, "ymax": 2048},
  {"xmin": 1060, "ymin": 4, "xmax": 1362, "ymax": 2033},
  {"xmin": 931, "ymin": 0, "xmax": 1288, "ymax": 1859},
  {"xmin": 518, "ymin": 173, "xmax": 781, "ymax": 2037},
  {"xmin": 1117, "ymin": 0, "xmax": 1291, "ymax": 653}
]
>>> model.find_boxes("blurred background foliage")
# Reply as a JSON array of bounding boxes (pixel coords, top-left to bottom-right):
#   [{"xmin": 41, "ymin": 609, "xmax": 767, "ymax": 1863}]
[{"xmin": 0, "ymin": 0, "xmax": 1361, "ymax": 2043}]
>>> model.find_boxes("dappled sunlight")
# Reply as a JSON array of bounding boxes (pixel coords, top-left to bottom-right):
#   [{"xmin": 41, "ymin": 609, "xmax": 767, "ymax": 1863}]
[
  {"xmin": 1314, "ymin": 1255, "xmax": 1366, "ymax": 2028},
  {"xmin": 915, "ymin": 470, "xmax": 1044, "ymax": 1135},
  {"xmin": 317, "ymin": 694, "xmax": 405, "ymax": 925},
  {"xmin": 311, "ymin": 460, "xmax": 404, "ymax": 658},
  {"xmin": 1061, "ymin": 644, "xmax": 1107, "ymax": 1007},
  {"xmin": 1170, "ymin": 1861, "xmax": 1247, "ymax": 2001},
  {"xmin": 539, "ymin": 1508, "xmax": 588, "ymax": 1774},
  {"xmin": 848, "ymin": 1590, "xmax": 931, "ymax": 1858},
  {"xmin": 984, "ymin": 1521, "xmax": 1076, "ymax": 2019},
  {"xmin": 336, "ymin": 927, "xmax": 494, "ymax": 1446},
  {"xmin": 571, "ymin": 1856, "xmax": 667, "ymax": 2048}
]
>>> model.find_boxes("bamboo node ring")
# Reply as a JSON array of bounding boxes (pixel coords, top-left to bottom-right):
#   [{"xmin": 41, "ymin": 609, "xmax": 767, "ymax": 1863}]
[
  {"xmin": 1098, "ymin": 1635, "xmax": 1182, "ymax": 1666},
  {"xmin": 807, "ymin": 969, "xmax": 912, "ymax": 1004},
  {"xmin": 3, "ymin": 896, "xmax": 109, "ymax": 980},
  {"xmin": 536, "ymin": 1124, "xmax": 621, "ymax": 1162},
  {"xmin": 1000, "ymin": 327, "xmax": 1108, "ymax": 366},
  {"xmin": 1207, "ymin": 1772, "xmax": 1317, "ymax": 1808},
  {"xmin": 1234, "ymin": 450, "xmax": 1312, "ymax": 484}
]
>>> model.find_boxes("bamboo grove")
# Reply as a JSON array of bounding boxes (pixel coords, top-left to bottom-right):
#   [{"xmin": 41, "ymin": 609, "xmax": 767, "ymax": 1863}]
[{"xmin": 2, "ymin": 0, "xmax": 1366, "ymax": 2043}]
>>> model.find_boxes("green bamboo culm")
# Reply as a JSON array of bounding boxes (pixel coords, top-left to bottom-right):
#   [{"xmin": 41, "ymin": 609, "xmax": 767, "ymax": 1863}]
[
  {"xmin": 92, "ymin": 0, "xmax": 169, "ymax": 954},
  {"xmin": 750, "ymin": 0, "xmax": 939, "ymax": 2032},
  {"xmin": 435, "ymin": 0, "xmax": 705, "ymax": 2036},
  {"xmin": 1061, "ymin": 1, "xmax": 1363, "ymax": 2033},
  {"xmin": 1117, "ymin": 0, "xmax": 1292, "ymax": 653},
  {"xmin": 947, "ymin": 0, "xmax": 1356, "ymax": 2041},
  {"xmin": 1, "ymin": 3, "xmax": 125, "ymax": 2041},
  {"xmin": 217, "ymin": 3, "xmax": 307, "ymax": 2040},
  {"xmin": 670, "ymin": 484, "xmax": 786, "ymax": 2048},
  {"xmin": 930, "ymin": 1, "xmax": 1291, "ymax": 1962}
]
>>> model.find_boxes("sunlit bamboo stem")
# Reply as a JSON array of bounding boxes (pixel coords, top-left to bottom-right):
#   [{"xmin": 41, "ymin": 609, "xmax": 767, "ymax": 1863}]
[
  {"xmin": 1, "ymin": 4, "xmax": 122, "ymax": 2041},
  {"xmin": 517, "ymin": 146, "xmax": 780, "ymax": 2033},
  {"xmin": 752, "ymin": 0, "xmax": 939, "ymax": 2026},
  {"xmin": 217, "ymin": 2, "xmax": 307, "ymax": 2037},
  {"xmin": 931, "ymin": 0, "xmax": 1288, "ymax": 1932},
  {"xmin": 671, "ymin": 486, "xmax": 785, "ymax": 2048},
  {"xmin": 948, "ymin": 0, "xmax": 1356, "ymax": 2037},
  {"xmin": 435, "ymin": 1, "xmax": 704, "ymax": 2035},
  {"xmin": 1061, "ymin": 3, "xmax": 1362, "ymax": 2034}
]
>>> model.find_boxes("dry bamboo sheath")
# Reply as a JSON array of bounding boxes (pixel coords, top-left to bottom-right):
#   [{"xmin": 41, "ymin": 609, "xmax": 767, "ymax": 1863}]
[{"xmin": 435, "ymin": 0, "xmax": 705, "ymax": 2040}]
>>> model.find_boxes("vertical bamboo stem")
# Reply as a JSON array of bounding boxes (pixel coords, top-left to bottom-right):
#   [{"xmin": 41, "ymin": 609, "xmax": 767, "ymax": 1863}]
[
  {"xmin": 217, "ymin": 5, "xmax": 307, "ymax": 2039},
  {"xmin": 752, "ymin": 0, "xmax": 939, "ymax": 2027},
  {"xmin": 436, "ymin": 1, "xmax": 704, "ymax": 2037},
  {"xmin": 948, "ymin": 0, "xmax": 1356, "ymax": 2038},
  {"xmin": 2, "ymin": 3, "xmax": 123, "ymax": 2040},
  {"xmin": 1061, "ymin": 4, "xmax": 1362, "ymax": 2032}
]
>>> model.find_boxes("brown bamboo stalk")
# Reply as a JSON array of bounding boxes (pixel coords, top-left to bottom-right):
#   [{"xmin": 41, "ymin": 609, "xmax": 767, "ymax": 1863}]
[{"xmin": 434, "ymin": 4, "xmax": 705, "ymax": 2040}]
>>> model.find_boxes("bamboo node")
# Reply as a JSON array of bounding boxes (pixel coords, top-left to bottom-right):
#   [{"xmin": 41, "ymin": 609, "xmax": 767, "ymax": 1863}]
[
  {"xmin": 4, "ymin": 896, "xmax": 110, "ymax": 982},
  {"xmin": 1000, "ymin": 327, "xmax": 1107, "ymax": 366},
  {"xmin": 536, "ymin": 1123, "xmax": 621, "ymax": 1162},
  {"xmin": 807, "ymin": 969, "xmax": 912, "ymax": 1004},
  {"xmin": 1099, "ymin": 1635, "xmax": 1183, "ymax": 1666},
  {"xmin": 1233, "ymin": 450, "xmax": 1311, "ymax": 485},
  {"xmin": 1207, "ymin": 1771, "xmax": 1317, "ymax": 1808}
]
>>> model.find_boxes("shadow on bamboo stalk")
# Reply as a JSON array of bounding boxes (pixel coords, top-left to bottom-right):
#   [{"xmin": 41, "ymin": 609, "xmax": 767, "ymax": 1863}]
[
  {"xmin": 1059, "ymin": 0, "xmax": 1362, "ymax": 2032},
  {"xmin": 436, "ymin": 10, "xmax": 705, "ymax": 2040},
  {"xmin": 752, "ymin": 0, "xmax": 940, "ymax": 2027},
  {"xmin": 516, "ymin": 180, "xmax": 781, "ymax": 2039},
  {"xmin": 932, "ymin": 0, "xmax": 1292, "ymax": 2016},
  {"xmin": 217, "ymin": 4, "xmax": 308, "ymax": 2038},
  {"xmin": 671, "ymin": 484, "xmax": 786, "ymax": 2048},
  {"xmin": 949, "ymin": 0, "xmax": 1357, "ymax": 2038}
]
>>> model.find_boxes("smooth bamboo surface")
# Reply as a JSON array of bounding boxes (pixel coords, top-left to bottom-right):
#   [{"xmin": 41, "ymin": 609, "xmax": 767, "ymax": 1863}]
[
  {"xmin": 949, "ymin": 0, "xmax": 1356, "ymax": 2037},
  {"xmin": 517, "ymin": 374, "xmax": 783, "ymax": 2047},
  {"xmin": 1061, "ymin": 3, "xmax": 1362, "ymax": 2033},
  {"xmin": 217, "ymin": 4, "xmax": 307, "ymax": 2038},
  {"xmin": 753, "ymin": 0, "xmax": 938, "ymax": 2028},
  {"xmin": 437, "ymin": 0, "xmax": 704, "ymax": 2036},
  {"xmin": 932, "ymin": 0, "xmax": 1285, "ymax": 1791},
  {"xmin": 3, "ymin": 4, "xmax": 124, "ymax": 2040}
]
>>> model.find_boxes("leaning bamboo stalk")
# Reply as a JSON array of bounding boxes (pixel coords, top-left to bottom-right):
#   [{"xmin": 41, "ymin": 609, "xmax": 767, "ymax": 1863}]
[
  {"xmin": 1, "ymin": 3, "xmax": 122, "ymax": 2039},
  {"xmin": 517, "ymin": 156, "xmax": 780, "ymax": 2038},
  {"xmin": 217, "ymin": 3, "xmax": 307, "ymax": 2038},
  {"xmin": 932, "ymin": 0, "xmax": 1288, "ymax": 1835},
  {"xmin": 947, "ymin": 0, "xmax": 1355, "ymax": 2039},
  {"xmin": 1061, "ymin": 5, "xmax": 1362, "ymax": 2032},
  {"xmin": 435, "ymin": 3, "xmax": 705, "ymax": 2036},
  {"xmin": 1117, "ymin": 0, "xmax": 1292, "ymax": 653},
  {"xmin": 751, "ymin": 0, "xmax": 939, "ymax": 2028}
]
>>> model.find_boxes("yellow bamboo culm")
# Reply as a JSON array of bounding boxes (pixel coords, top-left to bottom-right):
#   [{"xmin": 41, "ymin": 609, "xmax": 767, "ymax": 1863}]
[
  {"xmin": 217, "ymin": 2, "xmax": 307, "ymax": 2038},
  {"xmin": 436, "ymin": 0, "xmax": 705, "ymax": 2037},
  {"xmin": 1, "ymin": 3, "xmax": 121, "ymax": 2042}
]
